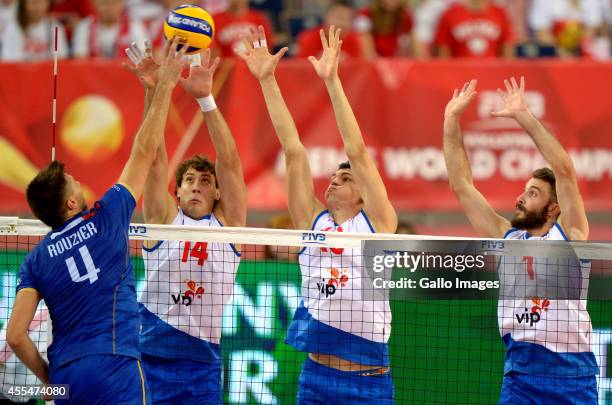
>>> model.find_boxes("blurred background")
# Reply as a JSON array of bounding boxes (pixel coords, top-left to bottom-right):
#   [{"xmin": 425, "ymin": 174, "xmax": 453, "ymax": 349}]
[{"xmin": 0, "ymin": 0, "xmax": 611, "ymax": 238}]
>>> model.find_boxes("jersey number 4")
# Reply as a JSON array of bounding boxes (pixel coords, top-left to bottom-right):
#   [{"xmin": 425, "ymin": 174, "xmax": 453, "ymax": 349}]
[
  {"xmin": 182, "ymin": 242, "xmax": 209, "ymax": 266},
  {"xmin": 65, "ymin": 245, "xmax": 101, "ymax": 284}
]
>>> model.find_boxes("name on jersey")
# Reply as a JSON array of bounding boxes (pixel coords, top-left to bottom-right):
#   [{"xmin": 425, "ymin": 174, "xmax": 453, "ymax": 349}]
[
  {"xmin": 47, "ymin": 222, "xmax": 98, "ymax": 258},
  {"xmin": 452, "ymin": 20, "xmax": 501, "ymax": 41}
]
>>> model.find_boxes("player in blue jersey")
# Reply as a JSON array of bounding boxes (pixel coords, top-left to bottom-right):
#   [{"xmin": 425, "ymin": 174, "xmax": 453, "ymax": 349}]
[
  {"xmin": 124, "ymin": 43, "xmax": 247, "ymax": 404},
  {"xmin": 237, "ymin": 26, "xmax": 398, "ymax": 404},
  {"xmin": 6, "ymin": 38, "xmax": 188, "ymax": 404},
  {"xmin": 443, "ymin": 78, "xmax": 598, "ymax": 404}
]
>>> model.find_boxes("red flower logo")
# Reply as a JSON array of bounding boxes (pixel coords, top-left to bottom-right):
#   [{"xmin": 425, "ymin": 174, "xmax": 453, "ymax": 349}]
[
  {"xmin": 327, "ymin": 268, "xmax": 349, "ymax": 288},
  {"xmin": 183, "ymin": 280, "xmax": 204, "ymax": 299},
  {"xmin": 531, "ymin": 298, "xmax": 550, "ymax": 314}
]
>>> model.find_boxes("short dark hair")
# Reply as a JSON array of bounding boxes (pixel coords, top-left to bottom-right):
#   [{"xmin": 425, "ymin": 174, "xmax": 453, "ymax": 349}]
[
  {"xmin": 174, "ymin": 155, "xmax": 217, "ymax": 194},
  {"xmin": 532, "ymin": 167, "xmax": 557, "ymax": 203},
  {"xmin": 26, "ymin": 161, "xmax": 69, "ymax": 229},
  {"xmin": 338, "ymin": 161, "xmax": 351, "ymax": 170}
]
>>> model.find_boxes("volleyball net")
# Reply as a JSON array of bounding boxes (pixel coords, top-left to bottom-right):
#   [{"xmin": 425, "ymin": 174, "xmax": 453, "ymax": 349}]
[{"xmin": 0, "ymin": 217, "xmax": 611, "ymax": 404}]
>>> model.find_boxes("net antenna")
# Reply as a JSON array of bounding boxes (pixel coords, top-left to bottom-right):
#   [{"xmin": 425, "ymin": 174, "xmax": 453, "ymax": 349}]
[{"xmin": 52, "ymin": 26, "xmax": 59, "ymax": 162}]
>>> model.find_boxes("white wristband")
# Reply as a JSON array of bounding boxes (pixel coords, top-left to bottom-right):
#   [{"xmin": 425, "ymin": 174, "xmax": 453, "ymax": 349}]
[{"xmin": 197, "ymin": 95, "xmax": 217, "ymax": 112}]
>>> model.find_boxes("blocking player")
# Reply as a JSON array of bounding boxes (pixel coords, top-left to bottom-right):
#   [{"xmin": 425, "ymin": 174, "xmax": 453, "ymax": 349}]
[
  {"xmin": 237, "ymin": 25, "xmax": 397, "ymax": 404},
  {"xmin": 6, "ymin": 38, "xmax": 187, "ymax": 404},
  {"xmin": 443, "ymin": 77, "xmax": 598, "ymax": 404},
  {"xmin": 124, "ymin": 43, "xmax": 246, "ymax": 404}
]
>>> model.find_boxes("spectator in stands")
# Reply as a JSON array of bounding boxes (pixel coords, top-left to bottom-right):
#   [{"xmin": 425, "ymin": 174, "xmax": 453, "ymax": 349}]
[
  {"xmin": 213, "ymin": 0, "xmax": 273, "ymax": 57},
  {"xmin": 0, "ymin": 0, "xmax": 17, "ymax": 55},
  {"xmin": 265, "ymin": 213, "xmax": 299, "ymax": 262},
  {"xmin": 72, "ymin": 0, "xmax": 147, "ymax": 58},
  {"xmin": 529, "ymin": 0, "xmax": 608, "ymax": 58},
  {"xmin": 396, "ymin": 220, "xmax": 416, "ymax": 234},
  {"xmin": 296, "ymin": 0, "xmax": 363, "ymax": 58},
  {"xmin": 50, "ymin": 0, "xmax": 95, "ymax": 39},
  {"xmin": 412, "ymin": 0, "xmax": 453, "ymax": 58},
  {"xmin": 433, "ymin": 0, "xmax": 514, "ymax": 58},
  {"xmin": 354, "ymin": 0, "xmax": 414, "ymax": 58},
  {"xmin": 1, "ymin": 0, "xmax": 68, "ymax": 61}
]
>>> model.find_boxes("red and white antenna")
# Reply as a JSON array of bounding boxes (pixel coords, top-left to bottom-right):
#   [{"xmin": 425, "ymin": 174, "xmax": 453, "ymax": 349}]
[{"xmin": 52, "ymin": 26, "xmax": 59, "ymax": 161}]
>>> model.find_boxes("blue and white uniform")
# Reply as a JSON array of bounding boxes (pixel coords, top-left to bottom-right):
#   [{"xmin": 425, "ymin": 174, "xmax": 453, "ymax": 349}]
[
  {"xmin": 16, "ymin": 184, "xmax": 148, "ymax": 404},
  {"xmin": 139, "ymin": 209, "xmax": 240, "ymax": 404},
  {"xmin": 286, "ymin": 210, "xmax": 394, "ymax": 405},
  {"xmin": 498, "ymin": 223, "xmax": 598, "ymax": 405}
]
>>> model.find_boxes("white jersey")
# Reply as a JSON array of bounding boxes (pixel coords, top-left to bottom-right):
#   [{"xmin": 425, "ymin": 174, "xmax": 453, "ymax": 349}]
[
  {"xmin": 139, "ymin": 209, "xmax": 240, "ymax": 363},
  {"xmin": 286, "ymin": 210, "xmax": 392, "ymax": 366},
  {"xmin": 498, "ymin": 223, "xmax": 598, "ymax": 376}
]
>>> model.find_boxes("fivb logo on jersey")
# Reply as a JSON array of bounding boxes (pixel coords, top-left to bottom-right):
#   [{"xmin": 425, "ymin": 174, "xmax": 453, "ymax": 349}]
[
  {"xmin": 171, "ymin": 280, "xmax": 204, "ymax": 306},
  {"xmin": 516, "ymin": 298, "xmax": 550, "ymax": 327}
]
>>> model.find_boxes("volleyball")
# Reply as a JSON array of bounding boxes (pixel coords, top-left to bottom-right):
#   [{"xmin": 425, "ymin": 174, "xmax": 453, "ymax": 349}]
[{"xmin": 163, "ymin": 5, "xmax": 215, "ymax": 54}]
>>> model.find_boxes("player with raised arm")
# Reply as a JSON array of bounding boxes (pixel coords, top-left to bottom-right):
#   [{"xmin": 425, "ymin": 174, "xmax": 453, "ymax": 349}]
[
  {"xmin": 443, "ymin": 77, "xmax": 598, "ymax": 404},
  {"xmin": 6, "ymin": 38, "xmax": 187, "ymax": 404},
  {"xmin": 124, "ymin": 43, "xmax": 247, "ymax": 404},
  {"xmin": 237, "ymin": 25, "xmax": 397, "ymax": 404}
]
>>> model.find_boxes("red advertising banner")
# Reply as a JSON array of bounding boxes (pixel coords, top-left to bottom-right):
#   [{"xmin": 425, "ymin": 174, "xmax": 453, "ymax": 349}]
[{"xmin": 0, "ymin": 59, "xmax": 611, "ymax": 214}]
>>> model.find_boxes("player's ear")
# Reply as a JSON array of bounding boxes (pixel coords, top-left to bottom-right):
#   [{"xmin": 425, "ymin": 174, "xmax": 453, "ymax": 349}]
[
  {"xmin": 546, "ymin": 202, "xmax": 560, "ymax": 219},
  {"xmin": 215, "ymin": 189, "xmax": 220, "ymax": 201},
  {"xmin": 65, "ymin": 196, "xmax": 78, "ymax": 211}
]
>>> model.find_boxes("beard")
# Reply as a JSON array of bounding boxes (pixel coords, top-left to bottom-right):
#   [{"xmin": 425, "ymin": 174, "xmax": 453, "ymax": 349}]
[{"xmin": 510, "ymin": 205, "xmax": 549, "ymax": 230}]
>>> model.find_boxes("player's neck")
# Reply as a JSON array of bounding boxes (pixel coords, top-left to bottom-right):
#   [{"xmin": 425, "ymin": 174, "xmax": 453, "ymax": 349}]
[
  {"xmin": 524, "ymin": 221, "xmax": 555, "ymax": 237},
  {"xmin": 465, "ymin": 0, "xmax": 487, "ymax": 11},
  {"xmin": 328, "ymin": 205, "xmax": 361, "ymax": 226}
]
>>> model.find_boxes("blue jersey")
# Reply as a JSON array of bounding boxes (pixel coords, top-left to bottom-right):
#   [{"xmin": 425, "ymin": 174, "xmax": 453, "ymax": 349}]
[{"xmin": 16, "ymin": 184, "xmax": 140, "ymax": 369}]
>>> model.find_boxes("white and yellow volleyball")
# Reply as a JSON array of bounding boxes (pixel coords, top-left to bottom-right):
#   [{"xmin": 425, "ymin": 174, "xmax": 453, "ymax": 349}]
[{"xmin": 163, "ymin": 5, "xmax": 215, "ymax": 54}]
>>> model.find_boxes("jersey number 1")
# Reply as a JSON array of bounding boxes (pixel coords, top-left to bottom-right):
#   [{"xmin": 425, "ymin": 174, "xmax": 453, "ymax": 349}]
[
  {"xmin": 65, "ymin": 245, "xmax": 101, "ymax": 284},
  {"xmin": 182, "ymin": 242, "xmax": 209, "ymax": 266}
]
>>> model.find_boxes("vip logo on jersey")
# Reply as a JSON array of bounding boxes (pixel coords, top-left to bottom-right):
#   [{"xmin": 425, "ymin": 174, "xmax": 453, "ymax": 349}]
[
  {"xmin": 171, "ymin": 280, "xmax": 204, "ymax": 307},
  {"xmin": 316, "ymin": 268, "xmax": 349, "ymax": 298},
  {"xmin": 515, "ymin": 298, "xmax": 549, "ymax": 326}
]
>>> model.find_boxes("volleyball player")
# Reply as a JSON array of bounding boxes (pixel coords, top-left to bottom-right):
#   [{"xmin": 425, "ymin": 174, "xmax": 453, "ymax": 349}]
[
  {"xmin": 237, "ymin": 26, "xmax": 397, "ymax": 404},
  {"xmin": 6, "ymin": 38, "xmax": 187, "ymax": 404},
  {"xmin": 124, "ymin": 43, "xmax": 246, "ymax": 404},
  {"xmin": 443, "ymin": 77, "xmax": 598, "ymax": 404}
]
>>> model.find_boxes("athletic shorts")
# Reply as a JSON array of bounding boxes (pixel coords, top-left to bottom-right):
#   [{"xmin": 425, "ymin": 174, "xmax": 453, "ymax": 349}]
[
  {"xmin": 297, "ymin": 357, "xmax": 394, "ymax": 405},
  {"xmin": 49, "ymin": 354, "xmax": 149, "ymax": 404},
  {"xmin": 141, "ymin": 353, "xmax": 222, "ymax": 404},
  {"xmin": 499, "ymin": 371, "xmax": 597, "ymax": 405}
]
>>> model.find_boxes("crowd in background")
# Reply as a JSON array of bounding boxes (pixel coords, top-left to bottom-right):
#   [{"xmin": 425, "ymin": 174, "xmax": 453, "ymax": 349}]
[{"xmin": 0, "ymin": 0, "xmax": 611, "ymax": 62}]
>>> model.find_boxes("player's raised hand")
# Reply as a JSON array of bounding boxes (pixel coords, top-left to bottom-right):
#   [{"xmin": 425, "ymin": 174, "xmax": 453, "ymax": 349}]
[
  {"xmin": 235, "ymin": 25, "xmax": 288, "ymax": 80},
  {"xmin": 123, "ymin": 40, "xmax": 159, "ymax": 91},
  {"xmin": 444, "ymin": 79, "xmax": 478, "ymax": 118},
  {"xmin": 157, "ymin": 37, "xmax": 189, "ymax": 87},
  {"xmin": 308, "ymin": 25, "xmax": 342, "ymax": 81},
  {"xmin": 491, "ymin": 76, "xmax": 529, "ymax": 119},
  {"xmin": 179, "ymin": 48, "xmax": 220, "ymax": 98}
]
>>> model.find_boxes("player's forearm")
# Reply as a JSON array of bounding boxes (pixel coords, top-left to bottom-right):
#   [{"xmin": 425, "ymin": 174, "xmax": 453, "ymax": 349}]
[
  {"xmin": 259, "ymin": 76, "xmax": 304, "ymax": 156},
  {"xmin": 133, "ymin": 83, "xmax": 174, "ymax": 159},
  {"xmin": 443, "ymin": 114, "xmax": 474, "ymax": 191},
  {"xmin": 9, "ymin": 336, "xmax": 49, "ymax": 383},
  {"xmin": 515, "ymin": 111, "xmax": 574, "ymax": 176},
  {"xmin": 143, "ymin": 88, "xmax": 154, "ymax": 118},
  {"xmin": 203, "ymin": 108, "xmax": 240, "ymax": 166},
  {"xmin": 324, "ymin": 78, "xmax": 367, "ymax": 158}
]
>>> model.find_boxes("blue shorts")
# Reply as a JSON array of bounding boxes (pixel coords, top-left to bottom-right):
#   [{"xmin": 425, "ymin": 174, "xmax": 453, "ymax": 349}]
[
  {"xmin": 297, "ymin": 357, "xmax": 394, "ymax": 405},
  {"xmin": 49, "ymin": 354, "xmax": 149, "ymax": 404},
  {"xmin": 499, "ymin": 372, "xmax": 597, "ymax": 405},
  {"xmin": 141, "ymin": 353, "xmax": 222, "ymax": 404}
]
